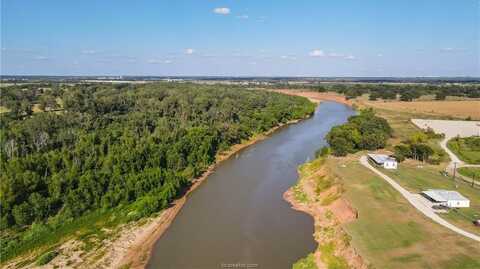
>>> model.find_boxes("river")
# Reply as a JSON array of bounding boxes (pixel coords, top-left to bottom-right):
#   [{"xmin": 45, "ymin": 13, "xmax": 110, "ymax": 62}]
[{"xmin": 147, "ymin": 102, "xmax": 355, "ymax": 269}]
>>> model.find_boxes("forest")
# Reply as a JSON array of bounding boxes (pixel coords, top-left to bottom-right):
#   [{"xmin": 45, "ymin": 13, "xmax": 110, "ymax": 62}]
[{"xmin": 0, "ymin": 82, "xmax": 315, "ymax": 259}]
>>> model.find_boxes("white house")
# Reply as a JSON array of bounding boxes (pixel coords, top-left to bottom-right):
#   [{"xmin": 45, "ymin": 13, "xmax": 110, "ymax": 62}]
[
  {"xmin": 422, "ymin": 189, "xmax": 470, "ymax": 208},
  {"xmin": 367, "ymin": 154, "xmax": 398, "ymax": 169}
]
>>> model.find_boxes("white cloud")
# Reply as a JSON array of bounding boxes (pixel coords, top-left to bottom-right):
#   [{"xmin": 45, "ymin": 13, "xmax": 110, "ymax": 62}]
[
  {"xmin": 213, "ymin": 7, "xmax": 230, "ymax": 15},
  {"xmin": 236, "ymin": 15, "xmax": 249, "ymax": 19},
  {"xmin": 147, "ymin": 59, "xmax": 172, "ymax": 64},
  {"xmin": 309, "ymin": 49, "xmax": 325, "ymax": 57},
  {"xmin": 440, "ymin": 47, "xmax": 465, "ymax": 52},
  {"xmin": 377, "ymin": 53, "xmax": 383, "ymax": 57},
  {"xmin": 185, "ymin": 48, "xmax": 195, "ymax": 55},
  {"xmin": 310, "ymin": 49, "xmax": 355, "ymax": 60},
  {"xmin": 81, "ymin": 50, "xmax": 97, "ymax": 55}
]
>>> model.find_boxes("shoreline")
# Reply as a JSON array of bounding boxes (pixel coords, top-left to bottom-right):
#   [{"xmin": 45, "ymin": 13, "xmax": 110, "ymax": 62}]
[
  {"xmin": 282, "ymin": 158, "xmax": 367, "ymax": 269},
  {"xmin": 116, "ymin": 115, "xmax": 312, "ymax": 269}
]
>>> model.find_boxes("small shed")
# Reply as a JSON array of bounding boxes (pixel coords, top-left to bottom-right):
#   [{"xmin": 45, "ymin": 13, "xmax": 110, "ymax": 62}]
[
  {"xmin": 422, "ymin": 189, "xmax": 470, "ymax": 208},
  {"xmin": 367, "ymin": 154, "xmax": 398, "ymax": 169}
]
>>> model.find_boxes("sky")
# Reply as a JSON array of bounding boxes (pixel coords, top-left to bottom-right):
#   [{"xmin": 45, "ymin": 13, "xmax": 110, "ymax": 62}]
[{"xmin": 1, "ymin": 0, "xmax": 479, "ymax": 77}]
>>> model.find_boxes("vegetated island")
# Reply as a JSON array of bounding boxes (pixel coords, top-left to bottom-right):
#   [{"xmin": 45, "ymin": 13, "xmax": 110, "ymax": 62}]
[{"xmin": 0, "ymin": 82, "xmax": 315, "ymax": 268}]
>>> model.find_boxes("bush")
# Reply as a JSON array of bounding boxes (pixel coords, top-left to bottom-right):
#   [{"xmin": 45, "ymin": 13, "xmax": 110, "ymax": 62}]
[
  {"xmin": 315, "ymin": 146, "xmax": 331, "ymax": 158},
  {"xmin": 293, "ymin": 253, "xmax": 318, "ymax": 269},
  {"xmin": 394, "ymin": 144, "xmax": 410, "ymax": 162},
  {"xmin": 326, "ymin": 109, "xmax": 391, "ymax": 156},
  {"xmin": 36, "ymin": 250, "xmax": 58, "ymax": 266}
]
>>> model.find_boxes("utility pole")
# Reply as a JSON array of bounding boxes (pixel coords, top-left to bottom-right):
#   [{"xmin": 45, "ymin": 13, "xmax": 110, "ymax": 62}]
[{"xmin": 453, "ymin": 162, "xmax": 458, "ymax": 189}]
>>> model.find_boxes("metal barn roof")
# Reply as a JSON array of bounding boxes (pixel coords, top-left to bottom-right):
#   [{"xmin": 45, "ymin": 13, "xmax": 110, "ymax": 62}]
[
  {"xmin": 367, "ymin": 154, "xmax": 396, "ymax": 164},
  {"xmin": 422, "ymin": 189, "xmax": 469, "ymax": 202}
]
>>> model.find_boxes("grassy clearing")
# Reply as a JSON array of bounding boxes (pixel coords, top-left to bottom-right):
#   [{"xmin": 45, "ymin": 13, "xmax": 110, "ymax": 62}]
[
  {"xmin": 458, "ymin": 167, "xmax": 480, "ymax": 179},
  {"xmin": 318, "ymin": 242, "xmax": 349, "ymax": 269},
  {"xmin": 327, "ymin": 155, "xmax": 480, "ymax": 269},
  {"xmin": 292, "ymin": 253, "xmax": 318, "ymax": 269},
  {"xmin": 448, "ymin": 137, "xmax": 480, "ymax": 164}
]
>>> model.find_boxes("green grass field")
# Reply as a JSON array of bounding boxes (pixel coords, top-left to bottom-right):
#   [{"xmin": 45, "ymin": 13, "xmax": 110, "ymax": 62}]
[
  {"xmin": 381, "ymin": 162, "xmax": 480, "ymax": 236},
  {"xmin": 458, "ymin": 167, "xmax": 480, "ymax": 180},
  {"xmin": 327, "ymin": 155, "xmax": 480, "ymax": 269},
  {"xmin": 448, "ymin": 137, "xmax": 480, "ymax": 164}
]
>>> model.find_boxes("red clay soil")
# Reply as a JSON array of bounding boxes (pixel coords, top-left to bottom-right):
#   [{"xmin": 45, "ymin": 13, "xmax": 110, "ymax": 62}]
[{"xmin": 284, "ymin": 165, "xmax": 367, "ymax": 269}]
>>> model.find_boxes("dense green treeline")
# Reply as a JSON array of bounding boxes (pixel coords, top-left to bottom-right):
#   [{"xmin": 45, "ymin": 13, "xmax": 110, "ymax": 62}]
[
  {"xmin": 0, "ymin": 83, "xmax": 315, "ymax": 243},
  {"xmin": 266, "ymin": 83, "xmax": 480, "ymax": 101}
]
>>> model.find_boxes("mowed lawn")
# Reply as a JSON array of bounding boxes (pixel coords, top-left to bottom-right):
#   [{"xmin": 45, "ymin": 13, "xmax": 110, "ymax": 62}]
[
  {"xmin": 327, "ymin": 155, "xmax": 480, "ymax": 269},
  {"xmin": 381, "ymin": 161, "xmax": 480, "ymax": 236}
]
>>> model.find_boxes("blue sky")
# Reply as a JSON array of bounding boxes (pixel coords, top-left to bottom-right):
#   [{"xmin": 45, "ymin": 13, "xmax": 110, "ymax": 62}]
[{"xmin": 1, "ymin": 0, "xmax": 478, "ymax": 76}]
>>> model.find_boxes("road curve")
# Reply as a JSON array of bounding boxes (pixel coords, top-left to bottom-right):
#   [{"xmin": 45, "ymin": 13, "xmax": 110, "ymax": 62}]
[
  {"xmin": 410, "ymin": 118, "xmax": 480, "ymax": 185},
  {"xmin": 439, "ymin": 137, "xmax": 480, "ymax": 186},
  {"xmin": 359, "ymin": 155, "xmax": 480, "ymax": 242}
]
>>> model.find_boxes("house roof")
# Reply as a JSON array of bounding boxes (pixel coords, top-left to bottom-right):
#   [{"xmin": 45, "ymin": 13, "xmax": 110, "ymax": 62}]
[
  {"xmin": 367, "ymin": 154, "xmax": 396, "ymax": 164},
  {"xmin": 422, "ymin": 189, "xmax": 470, "ymax": 202}
]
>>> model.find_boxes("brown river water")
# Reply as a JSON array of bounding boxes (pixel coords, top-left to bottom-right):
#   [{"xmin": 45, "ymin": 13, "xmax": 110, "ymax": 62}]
[{"xmin": 147, "ymin": 102, "xmax": 355, "ymax": 269}]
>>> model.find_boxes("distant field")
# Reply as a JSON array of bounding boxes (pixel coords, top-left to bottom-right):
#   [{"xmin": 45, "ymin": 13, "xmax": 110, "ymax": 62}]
[
  {"xmin": 271, "ymin": 89, "xmax": 353, "ymax": 106},
  {"xmin": 361, "ymin": 100, "xmax": 480, "ymax": 120},
  {"xmin": 328, "ymin": 155, "xmax": 480, "ymax": 269}
]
